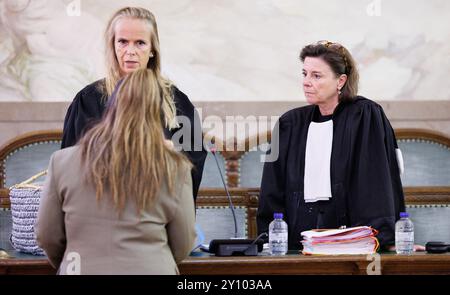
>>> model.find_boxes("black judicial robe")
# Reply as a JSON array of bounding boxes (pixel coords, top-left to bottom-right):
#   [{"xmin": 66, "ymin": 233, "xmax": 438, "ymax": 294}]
[
  {"xmin": 61, "ymin": 79, "xmax": 207, "ymax": 200},
  {"xmin": 257, "ymin": 96, "xmax": 405, "ymax": 250}
]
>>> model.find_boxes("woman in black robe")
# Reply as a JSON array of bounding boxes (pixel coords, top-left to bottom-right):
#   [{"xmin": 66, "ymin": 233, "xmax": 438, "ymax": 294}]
[
  {"xmin": 61, "ymin": 7, "xmax": 206, "ymax": 200},
  {"xmin": 257, "ymin": 41, "xmax": 405, "ymax": 250}
]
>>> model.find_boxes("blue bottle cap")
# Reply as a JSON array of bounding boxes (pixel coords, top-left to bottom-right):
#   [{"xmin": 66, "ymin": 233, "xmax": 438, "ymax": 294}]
[
  {"xmin": 274, "ymin": 213, "xmax": 283, "ymax": 219},
  {"xmin": 400, "ymin": 212, "xmax": 409, "ymax": 218}
]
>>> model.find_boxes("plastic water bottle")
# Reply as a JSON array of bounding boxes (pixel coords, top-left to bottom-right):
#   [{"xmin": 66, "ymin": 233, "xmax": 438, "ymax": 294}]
[
  {"xmin": 269, "ymin": 213, "xmax": 288, "ymax": 255},
  {"xmin": 395, "ymin": 212, "xmax": 414, "ymax": 255}
]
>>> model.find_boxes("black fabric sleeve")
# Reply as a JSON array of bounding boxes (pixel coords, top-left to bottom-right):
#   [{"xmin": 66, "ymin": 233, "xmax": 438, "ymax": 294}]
[
  {"xmin": 379, "ymin": 105, "xmax": 406, "ymax": 236},
  {"xmin": 347, "ymin": 102, "xmax": 405, "ymax": 248},
  {"xmin": 171, "ymin": 87, "xmax": 207, "ymax": 200},
  {"xmin": 61, "ymin": 93, "xmax": 81, "ymax": 149},
  {"xmin": 257, "ymin": 115, "xmax": 292, "ymax": 240},
  {"xmin": 61, "ymin": 84, "xmax": 104, "ymax": 149}
]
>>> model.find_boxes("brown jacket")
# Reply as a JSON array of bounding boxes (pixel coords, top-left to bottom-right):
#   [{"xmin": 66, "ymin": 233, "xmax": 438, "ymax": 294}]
[{"xmin": 35, "ymin": 146, "xmax": 196, "ymax": 275}]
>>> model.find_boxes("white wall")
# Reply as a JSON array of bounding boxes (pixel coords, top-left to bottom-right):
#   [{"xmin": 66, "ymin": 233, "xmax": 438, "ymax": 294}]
[{"xmin": 0, "ymin": 0, "xmax": 449, "ymax": 102}]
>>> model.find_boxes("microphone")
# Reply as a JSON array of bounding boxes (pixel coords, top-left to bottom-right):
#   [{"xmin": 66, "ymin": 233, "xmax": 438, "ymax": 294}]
[{"xmin": 206, "ymin": 144, "xmax": 264, "ymax": 256}]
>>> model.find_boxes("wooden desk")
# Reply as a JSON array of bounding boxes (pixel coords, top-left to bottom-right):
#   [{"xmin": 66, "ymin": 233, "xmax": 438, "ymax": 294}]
[
  {"xmin": 1, "ymin": 252, "xmax": 449, "ymax": 275},
  {"xmin": 0, "ymin": 259, "xmax": 55, "ymax": 275},
  {"xmin": 179, "ymin": 252, "xmax": 450, "ymax": 275}
]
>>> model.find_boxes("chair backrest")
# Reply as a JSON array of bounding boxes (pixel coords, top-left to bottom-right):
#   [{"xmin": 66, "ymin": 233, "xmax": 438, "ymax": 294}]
[
  {"xmin": 237, "ymin": 132, "xmax": 271, "ymax": 188},
  {"xmin": 407, "ymin": 204, "xmax": 450, "ymax": 245},
  {"xmin": 199, "ymin": 135, "xmax": 245, "ymax": 188},
  {"xmin": 0, "ymin": 208, "xmax": 13, "ymax": 251},
  {"xmin": 199, "ymin": 136, "xmax": 232, "ymax": 188},
  {"xmin": 404, "ymin": 188, "xmax": 450, "ymax": 245},
  {"xmin": 196, "ymin": 189, "xmax": 258, "ymax": 241},
  {"xmin": 0, "ymin": 130, "xmax": 62, "ymax": 189},
  {"xmin": 215, "ymin": 128, "xmax": 450, "ymax": 246},
  {"xmin": 396, "ymin": 129, "xmax": 450, "ymax": 187},
  {"xmin": 199, "ymin": 152, "xmax": 227, "ymax": 188},
  {"xmin": 239, "ymin": 150, "xmax": 266, "ymax": 188},
  {"xmin": 196, "ymin": 206, "xmax": 248, "ymax": 241},
  {"xmin": 195, "ymin": 187, "xmax": 450, "ymax": 246},
  {"xmin": 235, "ymin": 128, "xmax": 450, "ymax": 188}
]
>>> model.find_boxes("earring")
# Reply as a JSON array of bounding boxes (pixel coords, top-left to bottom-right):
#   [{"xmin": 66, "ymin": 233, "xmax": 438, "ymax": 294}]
[
  {"xmin": 149, "ymin": 52, "xmax": 154, "ymax": 58},
  {"xmin": 338, "ymin": 88, "xmax": 342, "ymax": 95}
]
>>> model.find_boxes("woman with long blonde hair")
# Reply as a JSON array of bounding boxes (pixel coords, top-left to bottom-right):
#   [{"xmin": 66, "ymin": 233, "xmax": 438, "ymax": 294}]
[
  {"xmin": 61, "ymin": 7, "xmax": 206, "ymax": 199},
  {"xmin": 37, "ymin": 69, "xmax": 196, "ymax": 275}
]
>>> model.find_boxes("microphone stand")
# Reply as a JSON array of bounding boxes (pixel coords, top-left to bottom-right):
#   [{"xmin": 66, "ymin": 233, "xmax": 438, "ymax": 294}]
[
  {"xmin": 210, "ymin": 146, "xmax": 238, "ymax": 238},
  {"xmin": 206, "ymin": 144, "xmax": 264, "ymax": 256}
]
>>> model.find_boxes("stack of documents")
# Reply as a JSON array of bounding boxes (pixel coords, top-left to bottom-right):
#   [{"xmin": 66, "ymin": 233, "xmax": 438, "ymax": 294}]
[{"xmin": 301, "ymin": 226, "xmax": 379, "ymax": 255}]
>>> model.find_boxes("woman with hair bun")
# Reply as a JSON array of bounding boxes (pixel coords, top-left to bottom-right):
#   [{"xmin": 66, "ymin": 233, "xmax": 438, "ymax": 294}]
[{"xmin": 257, "ymin": 41, "xmax": 406, "ymax": 251}]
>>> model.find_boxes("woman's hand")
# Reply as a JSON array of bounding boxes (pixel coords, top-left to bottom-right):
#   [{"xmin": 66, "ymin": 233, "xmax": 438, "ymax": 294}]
[{"xmin": 413, "ymin": 244, "xmax": 426, "ymax": 251}]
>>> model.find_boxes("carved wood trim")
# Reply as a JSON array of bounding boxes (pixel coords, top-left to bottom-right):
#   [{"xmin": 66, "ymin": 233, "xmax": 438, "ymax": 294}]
[
  {"xmin": 396, "ymin": 128, "xmax": 450, "ymax": 147},
  {"xmin": 244, "ymin": 130, "xmax": 272, "ymax": 152},
  {"xmin": 221, "ymin": 151, "xmax": 244, "ymax": 188},
  {"xmin": 0, "ymin": 130, "xmax": 62, "ymax": 188},
  {"xmin": 0, "ymin": 188, "xmax": 10, "ymax": 208},
  {"xmin": 404, "ymin": 186, "xmax": 450, "ymax": 204},
  {"xmin": 3, "ymin": 186, "xmax": 447, "ymax": 209},
  {"xmin": 197, "ymin": 188, "xmax": 259, "ymax": 238}
]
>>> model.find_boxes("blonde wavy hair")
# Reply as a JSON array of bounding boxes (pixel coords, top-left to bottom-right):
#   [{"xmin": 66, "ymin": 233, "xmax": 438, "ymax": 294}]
[
  {"xmin": 81, "ymin": 69, "xmax": 192, "ymax": 213},
  {"xmin": 102, "ymin": 7, "xmax": 178, "ymax": 129}
]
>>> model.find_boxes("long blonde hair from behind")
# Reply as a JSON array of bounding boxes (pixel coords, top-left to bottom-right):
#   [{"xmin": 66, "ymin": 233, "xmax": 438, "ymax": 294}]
[
  {"xmin": 102, "ymin": 7, "xmax": 178, "ymax": 129},
  {"xmin": 81, "ymin": 69, "xmax": 192, "ymax": 213}
]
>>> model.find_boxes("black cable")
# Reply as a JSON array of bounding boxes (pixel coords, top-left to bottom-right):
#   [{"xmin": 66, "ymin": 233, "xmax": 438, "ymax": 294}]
[{"xmin": 242, "ymin": 232, "xmax": 268, "ymax": 254}]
